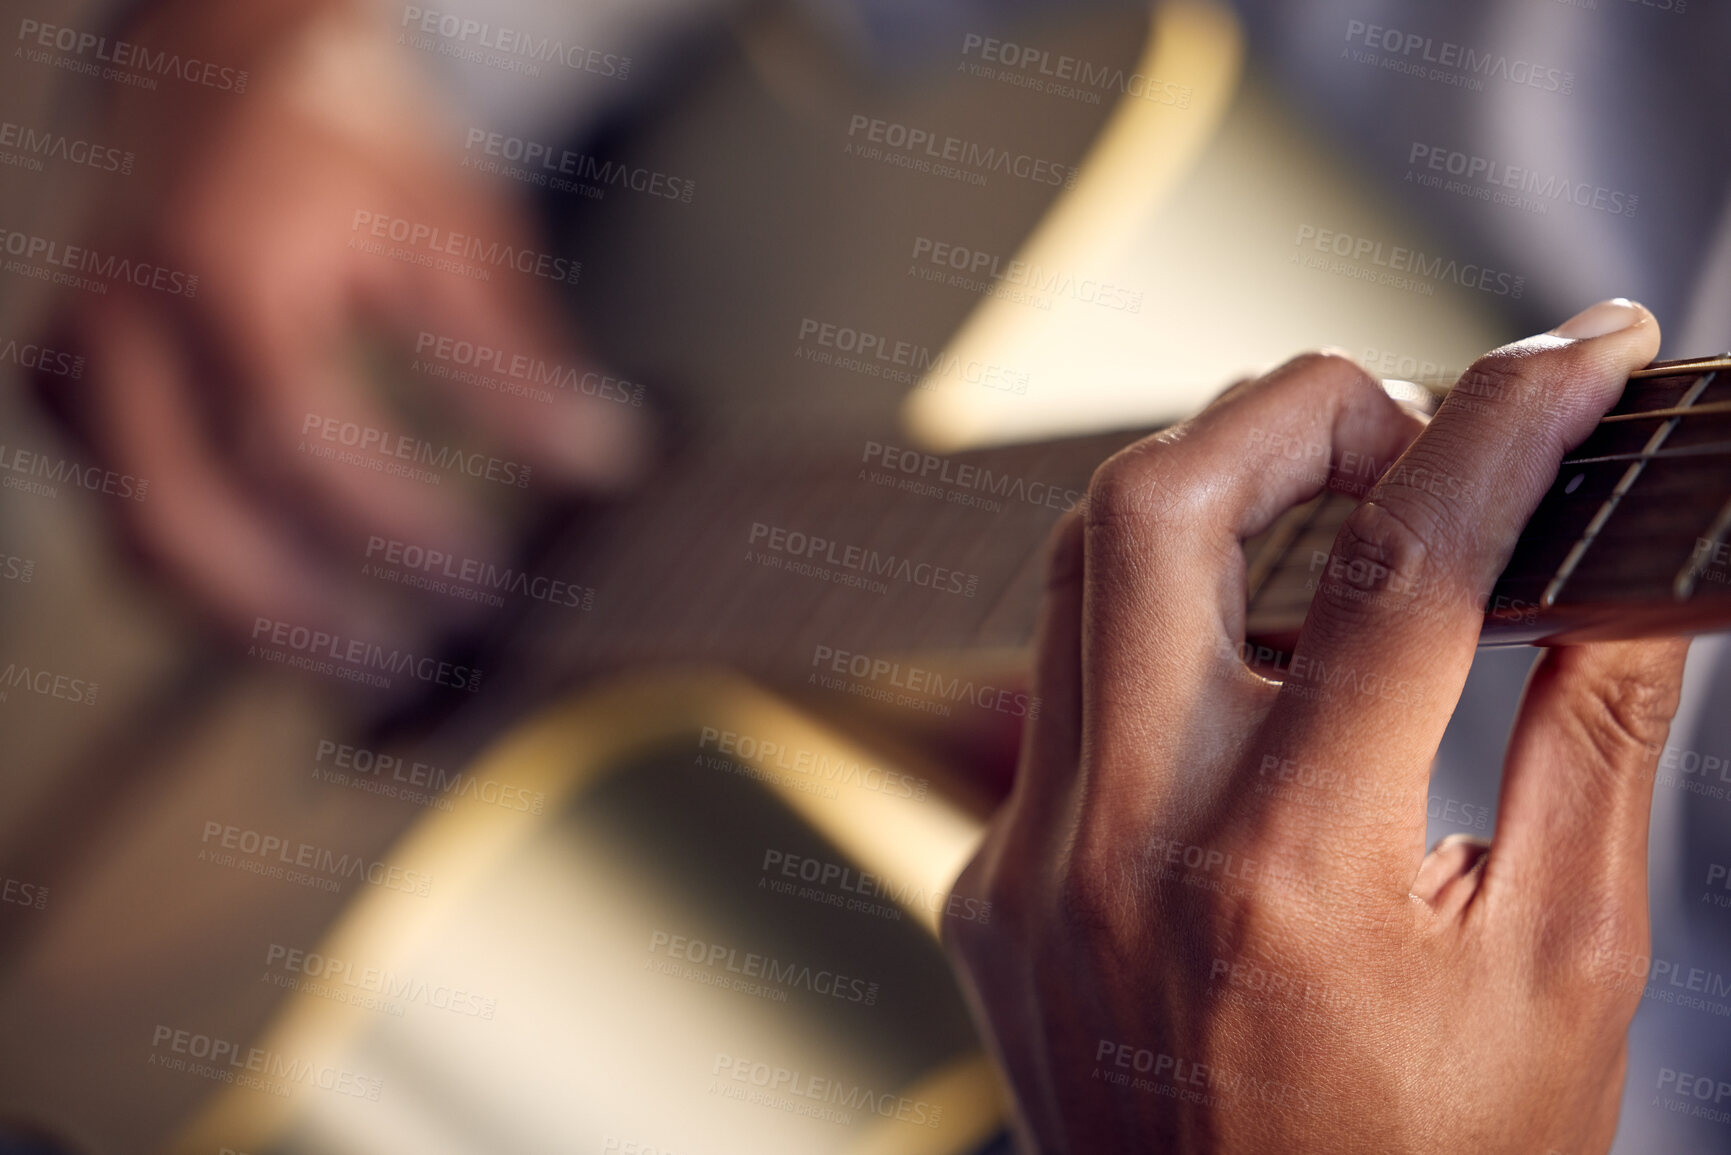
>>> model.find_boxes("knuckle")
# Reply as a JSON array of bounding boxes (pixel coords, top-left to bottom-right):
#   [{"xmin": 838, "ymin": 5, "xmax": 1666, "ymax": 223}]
[
  {"xmin": 1238, "ymin": 350, "xmax": 1380, "ymax": 418},
  {"xmin": 1312, "ymin": 497, "xmax": 1438, "ymax": 620},
  {"xmin": 1559, "ymin": 905, "xmax": 1647, "ymax": 1000},
  {"xmin": 1279, "ymin": 348, "xmax": 1372, "ymax": 386},
  {"xmin": 1571, "ymin": 669, "xmax": 1679, "ymax": 765},
  {"xmin": 1084, "ymin": 440, "xmax": 1170, "ymax": 528}
]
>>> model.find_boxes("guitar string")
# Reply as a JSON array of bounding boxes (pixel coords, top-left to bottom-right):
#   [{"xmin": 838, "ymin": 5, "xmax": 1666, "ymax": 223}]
[
  {"xmin": 1600, "ymin": 399, "xmax": 1731, "ymax": 423},
  {"xmin": 1543, "ymin": 371, "xmax": 1716, "ymax": 607},
  {"xmin": 1560, "ymin": 440, "xmax": 1731, "ymax": 467},
  {"xmin": 1246, "ymin": 370, "xmax": 1728, "ymax": 627}
]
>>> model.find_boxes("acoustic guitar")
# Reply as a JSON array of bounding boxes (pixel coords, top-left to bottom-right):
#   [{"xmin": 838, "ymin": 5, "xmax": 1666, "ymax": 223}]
[
  {"xmin": 1244, "ymin": 353, "xmax": 1731, "ymax": 651},
  {"xmin": 431, "ymin": 356, "xmax": 1731, "ymax": 758}
]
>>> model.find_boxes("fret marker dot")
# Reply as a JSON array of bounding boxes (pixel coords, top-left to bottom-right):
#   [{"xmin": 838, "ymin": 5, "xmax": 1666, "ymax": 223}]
[{"xmin": 1564, "ymin": 473, "xmax": 1585, "ymax": 494}]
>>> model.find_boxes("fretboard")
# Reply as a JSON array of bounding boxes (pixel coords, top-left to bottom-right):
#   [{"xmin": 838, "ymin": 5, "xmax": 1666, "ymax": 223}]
[
  {"xmin": 403, "ymin": 355, "xmax": 1731, "ymax": 769},
  {"xmin": 1243, "ymin": 354, "xmax": 1731, "ymax": 649}
]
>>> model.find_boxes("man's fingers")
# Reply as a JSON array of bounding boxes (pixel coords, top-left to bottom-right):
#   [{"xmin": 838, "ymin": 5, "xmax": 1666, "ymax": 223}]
[
  {"xmin": 206, "ymin": 265, "xmax": 506, "ymax": 568},
  {"xmin": 944, "ymin": 516, "xmax": 1080, "ymax": 1145},
  {"xmin": 1261, "ymin": 300, "xmax": 1662, "ymax": 882},
  {"xmin": 1411, "ymin": 833, "xmax": 1490, "ymax": 916},
  {"xmin": 1076, "ymin": 352, "xmax": 1423, "ymax": 823},
  {"xmin": 391, "ymin": 239, "xmax": 652, "ymax": 491},
  {"xmin": 995, "ymin": 512, "xmax": 1085, "ymax": 858},
  {"xmin": 1488, "ymin": 638, "xmax": 1688, "ymax": 917},
  {"xmin": 82, "ymin": 295, "xmax": 384, "ymax": 641}
]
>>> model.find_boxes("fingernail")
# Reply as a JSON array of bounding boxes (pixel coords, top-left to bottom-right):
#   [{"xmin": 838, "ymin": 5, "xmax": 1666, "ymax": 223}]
[{"xmin": 1551, "ymin": 298, "xmax": 1641, "ymax": 340}]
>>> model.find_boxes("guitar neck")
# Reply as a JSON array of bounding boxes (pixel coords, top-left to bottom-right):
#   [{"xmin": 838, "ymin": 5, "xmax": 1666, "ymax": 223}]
[
  {"xmin": 433, "ymin": 354, "xmax": 1731, "ymax": 757},
  {"xmin": 1244, "ymin": 354, "xmax": 1731, "ymax": 650}
]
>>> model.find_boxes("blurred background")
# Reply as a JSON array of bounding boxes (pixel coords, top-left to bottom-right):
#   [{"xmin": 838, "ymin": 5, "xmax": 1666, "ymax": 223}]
[{"xmin": 1, "ymin": 0, "xmax": 1729, "ymax": 1151}]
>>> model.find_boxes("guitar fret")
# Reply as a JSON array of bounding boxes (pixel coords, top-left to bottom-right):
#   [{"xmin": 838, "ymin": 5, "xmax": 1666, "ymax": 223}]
[
  {"xmin": 1673, "ymin": 491, "xmax": 1731, "ymax": 601},
  {"xmin": 1541, "ymin": 370, "xmax": 1716, "ymax": 607}
]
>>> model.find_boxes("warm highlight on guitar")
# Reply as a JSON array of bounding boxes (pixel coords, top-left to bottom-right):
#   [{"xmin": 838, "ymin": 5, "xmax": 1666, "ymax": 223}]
[{"xmin": 6, "ymin": 0, "xmax": 1731, "ymax": 1152}]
